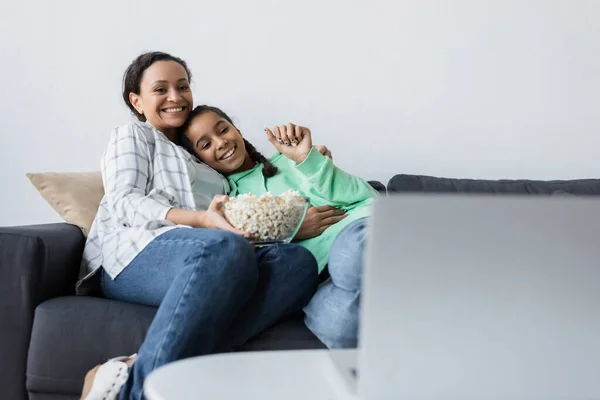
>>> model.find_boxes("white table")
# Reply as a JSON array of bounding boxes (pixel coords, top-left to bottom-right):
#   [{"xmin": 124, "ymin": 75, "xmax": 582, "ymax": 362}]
[{"xmin": 144, "ymin": 349, "xmax": 355, "ymax": 400}]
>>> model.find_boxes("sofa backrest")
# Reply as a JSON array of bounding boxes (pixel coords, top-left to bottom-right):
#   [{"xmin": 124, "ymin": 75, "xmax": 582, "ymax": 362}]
[{"xmin": 387, "ymin": 174, "xmax": 600, "ymax": 195}]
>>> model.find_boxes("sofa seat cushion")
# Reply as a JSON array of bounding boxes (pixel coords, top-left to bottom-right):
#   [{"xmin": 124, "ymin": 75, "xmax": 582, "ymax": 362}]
[
  {"xmin": 27, "ymin": 296, "xmax": 157, "ymax": 395},
  {"xmin": 241, "ymin": 316, "xmax": 327, "ymax": 352},
  {"xmin": 27, "ymin": 296, "xmax": 323, "ymax": 396},
  {"xmin": 388, "ymin": 174, "xmax": 600, "ymax": 195}
]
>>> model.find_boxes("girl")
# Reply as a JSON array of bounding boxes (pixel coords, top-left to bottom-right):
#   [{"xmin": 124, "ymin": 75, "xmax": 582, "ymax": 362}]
[
  {"xmin": 81, "ymin": 52, "xmax": 332, "ymax": 400},
  {"xmin": 179, "ymin": 105, "xmax": 378, "ymax": 349}
]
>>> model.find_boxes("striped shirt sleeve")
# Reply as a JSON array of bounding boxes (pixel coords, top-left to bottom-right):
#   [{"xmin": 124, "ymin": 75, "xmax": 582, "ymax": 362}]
[{"xmin": 101, "ymin": 124, "xmax": 173, "ymax": 227}]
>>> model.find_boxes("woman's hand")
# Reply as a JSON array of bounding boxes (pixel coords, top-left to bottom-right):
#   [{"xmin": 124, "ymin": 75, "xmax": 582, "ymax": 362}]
[
  {"xmin": 265, "ymin": 123, "xmax": 313, "ymax": 164},
  {"xmin": 294, "ymin": 205, "xmax": 347, "ymax": 240},
  {"xmin": 198, "ymin": 195, "xmax": 250, "ymax": 237},
  {"xmin": 314, "ymin": 145, "xmax": 333, "ymax": 161}
]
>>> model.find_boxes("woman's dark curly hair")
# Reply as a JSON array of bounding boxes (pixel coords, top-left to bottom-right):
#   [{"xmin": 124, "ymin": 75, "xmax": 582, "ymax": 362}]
[
  {"xmin": 122, "ymin": 51, "xmax": 192, "ymax": 121},
  {"xmin": 178, "ymin": 105, "xmax": 278, "ymax": 178}
]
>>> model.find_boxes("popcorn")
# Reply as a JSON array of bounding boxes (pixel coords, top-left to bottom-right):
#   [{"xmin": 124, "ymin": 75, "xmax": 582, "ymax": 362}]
[{"xmin": 224, "ymin": 190, "xmax": 308, "ymax": 243}]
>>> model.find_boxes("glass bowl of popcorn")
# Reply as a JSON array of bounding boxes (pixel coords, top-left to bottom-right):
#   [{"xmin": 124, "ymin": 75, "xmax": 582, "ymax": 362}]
[{"xmin": 223, "ymin": 190, "xmax": 310, "ymax": 245}]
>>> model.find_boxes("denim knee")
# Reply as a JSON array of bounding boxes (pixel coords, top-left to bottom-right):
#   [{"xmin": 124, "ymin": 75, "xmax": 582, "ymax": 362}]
[
  {"xmin": 211, "ymin": 230, "xmax": 254, "ymax": 258},
  {"xmin": 183, "ymin": 229, "xmax": 256, "ymax": 280},
  {"xmin": 259, "ymin": 243, "xmax": 317, "ymax": 279},
  {"xmin": 275, "ymin": 244, "xmax": 318, "ymax": 306},
  {"xmin": 286, "ymin": 244, "xmax": 318, "ymax": 282},
  {"xmin": 327, "ymin": 218, "xmax": 368, "ymax": 291}
]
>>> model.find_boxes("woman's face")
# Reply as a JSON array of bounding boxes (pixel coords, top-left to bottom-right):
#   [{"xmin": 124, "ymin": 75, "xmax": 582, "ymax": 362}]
[
  {"xmin": 185, "ymin": 112, "xmax": 248, "ymax": 174},
  {"xmin": 129, "ymin": 60, "xmax": 192, "ymax": 135}
]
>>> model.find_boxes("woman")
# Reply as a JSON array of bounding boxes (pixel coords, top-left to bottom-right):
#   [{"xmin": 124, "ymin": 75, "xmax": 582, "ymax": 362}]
[{"xmin": 80, "ymin": 51, "xmax": 342, "ymax": 400}]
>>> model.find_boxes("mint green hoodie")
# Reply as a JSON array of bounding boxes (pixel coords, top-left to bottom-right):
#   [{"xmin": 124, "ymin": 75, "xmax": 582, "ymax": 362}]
[{"xmin": 227, "ymin": 147, "xmax": 378, "ymax": 272}]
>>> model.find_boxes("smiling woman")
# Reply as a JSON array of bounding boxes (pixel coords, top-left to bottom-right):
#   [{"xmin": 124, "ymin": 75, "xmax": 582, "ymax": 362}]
[
  {"xmin": 122, "ymin": 56, "xmax": 193, "ymax": 140},
  {"xmin": 78, "ymin": 52, "xmax": 328, "ymax": 400}
]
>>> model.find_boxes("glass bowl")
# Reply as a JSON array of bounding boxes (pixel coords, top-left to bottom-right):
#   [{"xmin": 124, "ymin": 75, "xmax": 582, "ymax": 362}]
[{"xmin": 223, "ymin": 194, "xmax": 309, "ymax": 245}]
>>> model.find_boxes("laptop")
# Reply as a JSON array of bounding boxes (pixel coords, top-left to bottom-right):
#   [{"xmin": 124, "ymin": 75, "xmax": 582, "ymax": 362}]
[{"xmin": 328, "ymin": 194, "xmax": 600, "ymax": 399}]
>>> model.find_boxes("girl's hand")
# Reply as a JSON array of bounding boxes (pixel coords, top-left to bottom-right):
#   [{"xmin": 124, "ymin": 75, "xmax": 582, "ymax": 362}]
[
  {"xmin": 294, "ymin": 205, "xmax": 347, "ymax": 240},
  {"xmin": 199, "ymin": 195, "xmax": 250, "ymax": 237},
  {"xmin": 265, "ymin": 123, "xmax": 313, "ymax": 164}
]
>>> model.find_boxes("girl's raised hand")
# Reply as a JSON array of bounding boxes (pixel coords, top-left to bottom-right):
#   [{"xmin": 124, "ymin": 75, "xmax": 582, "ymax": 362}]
[{"xmin": 265, "ymin": 123, "xmax": 313, "ymax": 164}]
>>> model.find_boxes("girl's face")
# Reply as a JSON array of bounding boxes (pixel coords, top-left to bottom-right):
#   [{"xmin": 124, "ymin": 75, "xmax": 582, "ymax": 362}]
[
  {"xmin": 129, "ymin": 60, "xmax": 192, "ymax": 136},
  {"xmin": 185, "ymin": 111, "xmax": 249, "ymax": 174}
]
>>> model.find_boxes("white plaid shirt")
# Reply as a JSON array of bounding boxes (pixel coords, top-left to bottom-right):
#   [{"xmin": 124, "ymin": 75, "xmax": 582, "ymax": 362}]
[{"xmin": 77, "ymin": 121, "xmax": 228, "ymax": 291}]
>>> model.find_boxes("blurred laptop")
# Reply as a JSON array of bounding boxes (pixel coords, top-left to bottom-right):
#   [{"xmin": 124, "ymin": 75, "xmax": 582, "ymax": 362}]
[{"xmin": 328, "ymin": 194, "xmax": 600, "ymax": 399}]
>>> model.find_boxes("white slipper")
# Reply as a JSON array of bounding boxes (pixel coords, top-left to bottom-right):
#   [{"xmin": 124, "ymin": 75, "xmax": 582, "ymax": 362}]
[{"xmin": 84, "ymin": 354, "xmax": 137, "ymax": 400}]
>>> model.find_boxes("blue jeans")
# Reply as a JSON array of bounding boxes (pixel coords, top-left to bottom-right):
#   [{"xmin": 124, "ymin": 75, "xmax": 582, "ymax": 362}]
[
  {"xmin": 303, "ymin": 217, "xmax": 368, "ymax": 348},
  {"xmin": 101, "ymin": 227, "xmax": 318, "ymax": 400}
]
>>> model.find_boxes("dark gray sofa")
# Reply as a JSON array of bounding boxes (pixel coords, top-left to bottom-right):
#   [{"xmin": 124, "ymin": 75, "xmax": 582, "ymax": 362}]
[{"xmin": 2, "ymin": 174, "xmax": 599, "ymax": 400}]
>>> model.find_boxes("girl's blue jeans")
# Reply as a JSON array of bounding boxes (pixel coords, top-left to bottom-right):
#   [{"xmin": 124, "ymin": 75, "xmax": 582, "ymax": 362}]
[{"xmin": 304, "ymin": 217, "xmax": 368, "ymax": 349}]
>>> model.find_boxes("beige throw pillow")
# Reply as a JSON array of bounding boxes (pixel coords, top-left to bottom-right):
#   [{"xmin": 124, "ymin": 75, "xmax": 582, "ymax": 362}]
[{"xmin": 26, "ymin": 172, "xmax": 104, "ymax": 237}]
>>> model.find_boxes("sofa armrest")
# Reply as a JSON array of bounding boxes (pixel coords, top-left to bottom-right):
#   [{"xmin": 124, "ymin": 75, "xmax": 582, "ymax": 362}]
[
  {"xmin": 0, "ymin": 223, "xmax": 84, "ymax": 400},
  {"xmin": 368, "ymin": 180, "xmax": 387, "ymax": 194}
]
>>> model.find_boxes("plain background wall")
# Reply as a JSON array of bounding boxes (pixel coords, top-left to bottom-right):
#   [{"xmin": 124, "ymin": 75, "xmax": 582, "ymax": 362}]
[{"xmin": 1, "ymin": 0, "xmax": 599, "ymax": 226}]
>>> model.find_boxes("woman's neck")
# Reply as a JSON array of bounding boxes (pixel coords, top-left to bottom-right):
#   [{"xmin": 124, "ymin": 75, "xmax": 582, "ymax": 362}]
[
  {"xmin": 162, "ymin": 128, "xmax": 177, "ymax": 142},
  {"xmin": 146, "ymin": 121, "xmax": 177, "ymax": 142}
]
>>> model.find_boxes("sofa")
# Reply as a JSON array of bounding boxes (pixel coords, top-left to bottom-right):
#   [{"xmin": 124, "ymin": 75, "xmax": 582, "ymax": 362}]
[{"xmin": 2, "ymin": 174, "xmax": 600, "ymax": 400}]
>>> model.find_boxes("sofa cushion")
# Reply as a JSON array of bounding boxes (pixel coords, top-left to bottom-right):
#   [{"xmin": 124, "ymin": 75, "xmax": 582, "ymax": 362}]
[
  {"xmin": 27, "ymin": 296, "xmax": 323, "ymax": 396},
  {"xmin": 388, "ymin": 174, "xmax": 600, "ymax": 195},
  {"xmin": 367, "ymin": 180, "xmax": 386, "ymax": 193},
  {"xmin": 27, "ymin": 296, "xmax": 156, "ymax": 395},
  {"xmin": 26, "ymin": 172, "xmax": 104, "ymax": 237},
  {"xmin": 242, "ymin": 316, "xmax": 327, "ymax": 352}
]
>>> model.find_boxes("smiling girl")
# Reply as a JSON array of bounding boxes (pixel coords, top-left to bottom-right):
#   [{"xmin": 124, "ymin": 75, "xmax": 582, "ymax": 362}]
[{"xmin": 179, "ymin": 105, "xmax": 378, "ymax": 350}]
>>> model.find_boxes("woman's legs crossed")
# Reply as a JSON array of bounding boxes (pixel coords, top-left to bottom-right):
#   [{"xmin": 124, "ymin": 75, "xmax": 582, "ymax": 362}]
[
  {"xmin": 102, "ymin": 228, "xmax": 257, "ymax": 400},
  {"xmin": 100, "ymin": 228, "xmax": 319, "ymax": 399},
  {"xmin": 219, "ymin": 243, "xmax": 318, "ymax": 350},
  {"xmin": 304, "ymin": 218, "xmax": 369, "ymax": 349}
]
